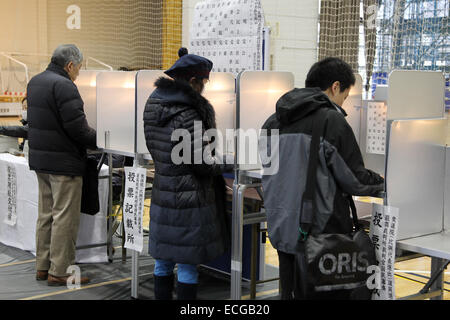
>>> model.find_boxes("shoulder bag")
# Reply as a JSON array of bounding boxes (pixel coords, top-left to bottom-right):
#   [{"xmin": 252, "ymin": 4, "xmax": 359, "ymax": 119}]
[{"xmin": 295, "ymin": 111, "xmax": 376, "ymax": 299}]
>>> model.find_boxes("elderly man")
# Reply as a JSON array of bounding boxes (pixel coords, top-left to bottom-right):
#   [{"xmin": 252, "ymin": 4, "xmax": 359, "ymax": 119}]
[{"xmin": 27, "ymin": 44, "xmax": 96, "ymax": 286}]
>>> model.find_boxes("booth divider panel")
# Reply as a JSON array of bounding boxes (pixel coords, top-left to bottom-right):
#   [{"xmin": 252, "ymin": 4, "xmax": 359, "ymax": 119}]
[
  {"xmin": 136, "ymin": 70, "xmax": 166, "ymax": 155},
  {"xmin": 237, "ymin": 71, "xmax": 294, "ymax": 171},
  {"xmin": 445, "ymin": 147, "xmax": 450, "ymax": 231},
  {"xmin": 75, "ymin": 70, "xmax": 101, "ymax": 131},
  {"xmin": 342, "ymin": 74, "xmax": 362, "ymax": 142},
  {"xmin": 96, "ymin": 71, "xmax": 137, "ymax": 154},
  {"xmin": 203, "ymin": 72, "xmax": 236, "ymax": 156},
  {"xmin": 387, "ymin": 71, "xmax": 445, "ymax": 120},
  {"xmin": 387, "ymin": 119, "xmax": 447, "ymax": 240}
]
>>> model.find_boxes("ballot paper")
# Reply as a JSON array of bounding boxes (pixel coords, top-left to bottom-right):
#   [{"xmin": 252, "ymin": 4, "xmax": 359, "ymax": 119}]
[
  {"xmin": 123, "ymin": 167, "xmax": 147, "ymax": 253},
  {"xmin": 369, "ymin": 203, "xmax": 399, "ymax": 300},
  {"xmin": 190, "ymin": 0, "xmax": 265, "ymax": 75},
  {"xmin": 366, "ymin": 101, "xmax": 387, "ymax": 155}
]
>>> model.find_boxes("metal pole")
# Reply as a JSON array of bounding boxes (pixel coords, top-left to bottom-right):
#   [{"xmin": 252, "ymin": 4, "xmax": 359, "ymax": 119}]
[
  {"xmin": 107, "ymin": 152, "xmax": 113, "ymax": 261},
  {"xmin": 105, "ymin": 131, "xmax": 114, "ymax": 262},
  {"xmin": 250, "ymin": 223, "xmax": 258, "ymax": 299},
  {"xmin": 231, "ymin": 184, "xmax": 247, "ymax": 299}
]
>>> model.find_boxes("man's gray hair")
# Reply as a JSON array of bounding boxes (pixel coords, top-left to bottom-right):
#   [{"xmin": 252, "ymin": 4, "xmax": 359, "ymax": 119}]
[{"xmin": 51, "ymin": 44, "xmax": 83, "ymax": 67}]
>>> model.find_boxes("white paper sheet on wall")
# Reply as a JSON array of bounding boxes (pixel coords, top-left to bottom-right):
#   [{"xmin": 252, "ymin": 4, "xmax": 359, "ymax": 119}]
[
  {"xmin": 190, "ymin": 0, "xmax": 264, "ymax": 75},
  {"xmin": 366, "ymin": 101, "xmax": 387, "ymax": 155}
]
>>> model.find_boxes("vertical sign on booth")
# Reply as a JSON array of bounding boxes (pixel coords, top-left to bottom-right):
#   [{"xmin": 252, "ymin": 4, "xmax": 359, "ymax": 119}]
[
  {"xmin": 123, "ymin": 167, "xmax": 147, "ymax": 252},
  {"xmin": 4, "ymin": 165, "xmax": 17, "ymax": 226},
  {"xmin": 370, "ymin": 204, "xmax": 399, "ymax": 300}
]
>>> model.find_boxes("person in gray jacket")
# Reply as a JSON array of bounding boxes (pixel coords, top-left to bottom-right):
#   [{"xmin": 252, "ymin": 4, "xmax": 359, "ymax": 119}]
[{"xmin": 260, "ymin": 57, "xmax": 384, "ymax": 300}]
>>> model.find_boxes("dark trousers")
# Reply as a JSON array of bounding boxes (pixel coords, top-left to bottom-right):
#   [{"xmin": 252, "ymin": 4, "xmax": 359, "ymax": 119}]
[{"xmin": 277, "ymin": 250, "xmax": 299, "ymax": 300}]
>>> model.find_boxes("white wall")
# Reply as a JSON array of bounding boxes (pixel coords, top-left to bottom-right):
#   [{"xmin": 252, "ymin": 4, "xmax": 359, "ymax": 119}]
[{"xmin": 182, "ymin": 0, "xmax": 319, "ymax": 88}]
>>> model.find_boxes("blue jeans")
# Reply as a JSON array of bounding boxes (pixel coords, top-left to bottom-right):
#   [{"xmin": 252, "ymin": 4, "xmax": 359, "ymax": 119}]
[{"xmin": 154, "ymin": 259, "xmax": 198, "ymax": 284}]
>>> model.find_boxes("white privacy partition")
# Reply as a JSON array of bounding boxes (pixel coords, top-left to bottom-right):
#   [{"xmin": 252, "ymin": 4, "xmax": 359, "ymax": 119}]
[
  {"xmin": 96, "ymin": 71, "xmax": 137, "ymax": 155},
  {"xmin": 386, "ymin": 119, "xmax": 447, "ymax": 240},
  {"xmin": 342, "ymin": 73, "xmax": 362, "ymax": 141},
  {"xmin": 75, "ymin": 70, "xmax": 101, "ymax": 130},
  {"xmin": 136, "ymin": 70, "xmax": 166, "ymax": 155},
  {"xmin": 387, "ymin": 70, "xmax": 445, "ymax": 120},
  {"xmin": 445, "ymin": 147, "xmax": 450, "ymax": 231},
  {"xmin": 203, "ymin": 72, "xmax": 236, "ymax": 155},
  {"xmin": 236, "ymin": 71, "xmax": 294, "ymax": 170}
]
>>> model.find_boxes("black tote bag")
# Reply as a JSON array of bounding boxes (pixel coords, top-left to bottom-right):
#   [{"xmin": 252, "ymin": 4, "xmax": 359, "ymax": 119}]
[
  {"xmin": 81, "ymin": 155, "xmax": 100, "ymax": 215},
  {"xmin": 295, "ymin": 111, "xmax": 376, "ymax": 299}
]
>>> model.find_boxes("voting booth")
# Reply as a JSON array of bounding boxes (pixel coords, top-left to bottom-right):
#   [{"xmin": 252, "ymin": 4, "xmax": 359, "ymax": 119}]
[
  {"xmin": 381, "ymin": 70, "xmax": 449, "ymax": 300},
  {"xmin": 385, "ymin": 70, "xmax": 447, "ymax": 241},
  {"xmin": 230, "ymin": 71, "xmax": 295, "ymax": 298}
]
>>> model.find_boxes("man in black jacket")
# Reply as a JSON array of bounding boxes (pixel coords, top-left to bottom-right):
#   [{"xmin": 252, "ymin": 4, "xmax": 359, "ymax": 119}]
[
  {"xmin": 260, "ymin": 57, "xmax": 384, "ymax": 299},
  {"xmin": 27, "ymin": 44, "xmax": 96, "ymax": 286},
  {"xmin": 143, "ymin": 48, "xmax": 233, "ymax": 300}
]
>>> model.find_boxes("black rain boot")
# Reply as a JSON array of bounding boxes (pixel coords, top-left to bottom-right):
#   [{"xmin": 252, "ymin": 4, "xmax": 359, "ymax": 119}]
[
  {"xmin": 176, "ymin": 281, "xmax": 197, "ymax": 300},
  {"xmin": 154, "ymin": 274, "xmax": 174, "ymax": 300}
]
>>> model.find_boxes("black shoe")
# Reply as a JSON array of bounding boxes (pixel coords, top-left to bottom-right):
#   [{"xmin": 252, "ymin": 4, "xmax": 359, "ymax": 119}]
[
  {"xmin": 177, "ymin": 281, "xmax": 197, "ymax": 300},
  {"xmin": 154, "ymin": 274, "xmax": 174, "ymax": 300}
]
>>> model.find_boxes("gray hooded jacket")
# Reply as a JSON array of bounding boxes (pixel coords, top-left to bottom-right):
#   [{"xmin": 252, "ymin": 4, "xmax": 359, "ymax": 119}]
[{"xmin": 260, "ymin": 87, "xmax": 384, "ymax": 254}]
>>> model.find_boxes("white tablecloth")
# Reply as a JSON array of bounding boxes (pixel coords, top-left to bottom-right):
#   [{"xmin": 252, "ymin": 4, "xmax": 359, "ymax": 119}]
[{"xmin": 0, "ymin": 153, "xmax": 109, "ymax": 263}]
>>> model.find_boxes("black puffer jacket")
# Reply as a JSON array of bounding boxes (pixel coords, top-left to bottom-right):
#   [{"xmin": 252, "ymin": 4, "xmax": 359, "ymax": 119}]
[
  {"xmin": 143, "ymin": 77, "xmax": 233, "ymax": 265},
  {"xmin": 27, "ymin": 63, "xmax": 96, "ymax": 176}
]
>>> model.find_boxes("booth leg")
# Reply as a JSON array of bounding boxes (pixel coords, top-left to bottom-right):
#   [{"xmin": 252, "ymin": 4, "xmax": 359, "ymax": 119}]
[
  {"xmin": 430, "ymin": 258, "xmax": 445, "ymax": 300},
  {"xmin": 107, "ymin": 153, "xmax": 114, "ymax": 262},
  {"xmin": 131, "ymin": 249, "xmax": 140, "ymax": 299},
  {"xmin": 231, "ymin": 183, "xmax": 245, "ymax": 300},
  {"xmin": 250, "ymin": 223, "xmax": 258, "ymax": 299},
  {"xmin": 121, "ymin": 220, "xmax": 127, "ymax": 263}
]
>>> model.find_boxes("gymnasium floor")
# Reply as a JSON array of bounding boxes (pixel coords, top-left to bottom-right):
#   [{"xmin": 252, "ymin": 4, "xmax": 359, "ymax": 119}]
[{"xmin": 0, "ymin": 199, "xmax": 448, "ymax": 300}]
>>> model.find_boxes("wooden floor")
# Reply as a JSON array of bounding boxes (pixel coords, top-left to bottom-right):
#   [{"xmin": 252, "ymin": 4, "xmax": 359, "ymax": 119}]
[
  {"xmin": 264, "ymin": 239, "xmax": 449, "ymax": 300},
  {"xmin": 141, "ymin": 200, "xmax": 449, "ymax": 300}
]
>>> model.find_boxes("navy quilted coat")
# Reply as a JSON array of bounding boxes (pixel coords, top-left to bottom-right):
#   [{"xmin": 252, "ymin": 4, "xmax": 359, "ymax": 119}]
[{"xmin": 143, "ymin": 77, "xmax": 233, "ymax": 264}]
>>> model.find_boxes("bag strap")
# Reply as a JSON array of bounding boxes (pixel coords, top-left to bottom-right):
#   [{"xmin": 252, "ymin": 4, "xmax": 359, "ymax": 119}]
[
  {"xmin": 299, "ymin": 109, "xmax": 361, "ymax": 241},
  {"xmin": 299, "ymin": 110, "xmax": 326, "ymax": 240},
  {"xmin": 348, "ymin": 194, "xmax": 361, "ymax": 231}
]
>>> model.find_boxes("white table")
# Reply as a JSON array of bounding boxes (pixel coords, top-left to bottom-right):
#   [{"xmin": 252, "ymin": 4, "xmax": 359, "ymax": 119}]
[{"xmin": 0, "ymin": 153, "xmax": 109, "ymax": 263}]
